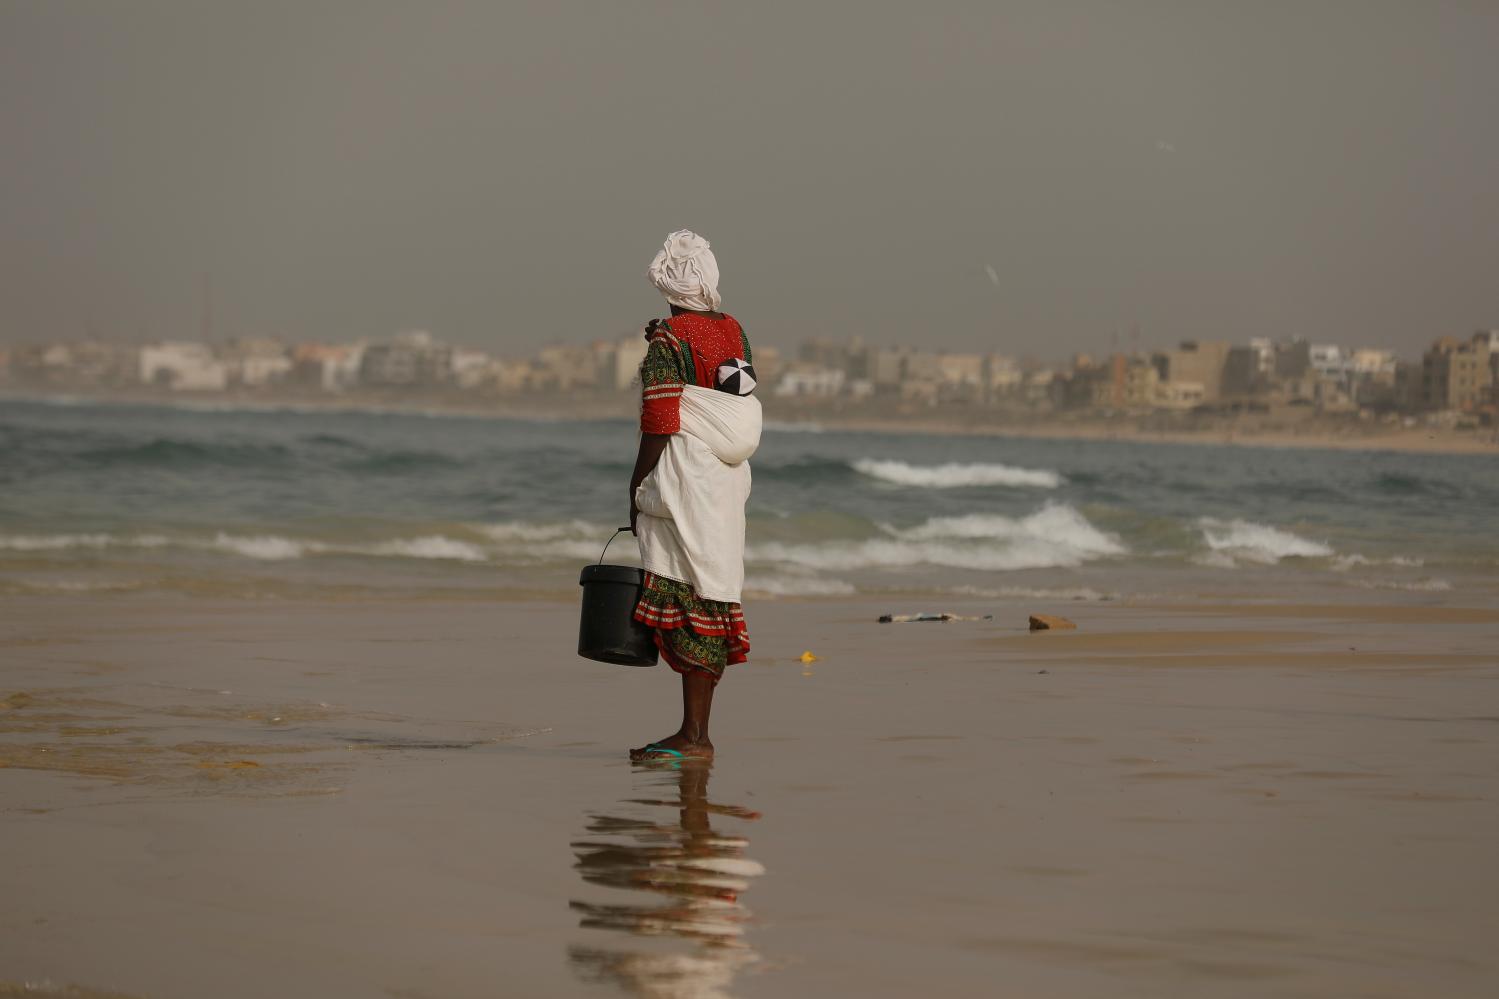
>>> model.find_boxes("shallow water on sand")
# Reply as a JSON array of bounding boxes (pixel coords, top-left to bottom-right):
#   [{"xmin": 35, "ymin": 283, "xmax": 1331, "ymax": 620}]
[{"xmin": 3, "ymin": 596, "xmax": 1497, "ymax": 997}]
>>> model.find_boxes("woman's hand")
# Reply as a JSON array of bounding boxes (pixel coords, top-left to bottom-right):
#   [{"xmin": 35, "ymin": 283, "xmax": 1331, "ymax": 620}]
[{"xmin": 629, "ymin": 433, "xmax": 672, "ymax": 536}]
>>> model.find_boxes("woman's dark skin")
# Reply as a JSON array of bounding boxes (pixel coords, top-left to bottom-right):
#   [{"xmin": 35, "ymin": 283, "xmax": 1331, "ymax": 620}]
[{"xmin": 629, "ymin": 304, "xmax": 726, "ymax": 762}]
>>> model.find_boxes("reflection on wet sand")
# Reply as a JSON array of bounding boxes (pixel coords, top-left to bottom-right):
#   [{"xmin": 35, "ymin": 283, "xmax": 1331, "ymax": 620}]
[{"xmin": 568, "ymin": 762, "xmax": 765, "ymax": 998}]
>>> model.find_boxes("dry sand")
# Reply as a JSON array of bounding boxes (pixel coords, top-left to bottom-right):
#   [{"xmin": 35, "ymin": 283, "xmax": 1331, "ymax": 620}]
[{"xmin": 2, "ymin": 595, "xmax": 1497, "ymax": 998}]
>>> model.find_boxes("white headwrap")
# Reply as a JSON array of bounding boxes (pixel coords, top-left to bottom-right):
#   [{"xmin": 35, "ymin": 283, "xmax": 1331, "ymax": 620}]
[{"xmin": 647, "ymin": 229, "xmax": 722, "ymax": 312}]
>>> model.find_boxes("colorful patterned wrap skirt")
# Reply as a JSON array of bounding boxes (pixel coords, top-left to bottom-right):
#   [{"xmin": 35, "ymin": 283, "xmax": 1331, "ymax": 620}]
[{"xmin": 632, "ymin": 572, "xmax": 749, "ymax": 680}]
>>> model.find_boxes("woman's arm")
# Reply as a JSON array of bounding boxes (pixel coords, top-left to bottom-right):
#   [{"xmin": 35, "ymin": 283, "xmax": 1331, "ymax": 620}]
[{"xmin": 629, "ymin": 433, "xmax": 671, "ymax": 534}]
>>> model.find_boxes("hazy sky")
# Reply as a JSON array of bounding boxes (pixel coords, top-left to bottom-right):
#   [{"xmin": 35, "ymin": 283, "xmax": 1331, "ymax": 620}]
[{"xmin": 2, "ymin": 1, "xmax": 1495, "ymax": 357}]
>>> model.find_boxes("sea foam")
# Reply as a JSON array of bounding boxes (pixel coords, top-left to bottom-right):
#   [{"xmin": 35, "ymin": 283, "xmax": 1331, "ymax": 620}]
[
  {"xmin": 748, "ymin": 504, "xmax": 1122, "ymax": 573},
  {"xmin": 852, "ymin": 458, "xmax": 1062, "ymax": 489},
  {"xmin": 477, "ymin": 520, "xmax": 605, "ymax": 543},
  {"xmin": 358, "ymin": 536, "xmax": 488, "ymax": 562},
  {"xmin": 210, "ymin": 533, "xmax": 311, "ymax": 560},
  {"xmin": 1197, "ymin": 518, "xmax": 1333, "ymax": 565},
  {"xmin": 0, "ymin": 533, "xmax": 169, "ymax": 552}
]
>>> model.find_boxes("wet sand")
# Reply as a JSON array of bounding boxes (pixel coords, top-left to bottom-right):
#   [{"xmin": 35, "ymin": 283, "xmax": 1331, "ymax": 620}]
[{"xmin": 2, "ymin": 595, "xmax": 1497, "ymax": 997}]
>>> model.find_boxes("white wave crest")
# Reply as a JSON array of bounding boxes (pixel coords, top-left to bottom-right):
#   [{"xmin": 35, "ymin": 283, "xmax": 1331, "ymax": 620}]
[
  {"xmin": 743, "ymin": 575, "xmax": 856, "ymax": 597},
  {"xmin": 748, "ymin": 504, "xmax": 1122, "ymax": 573},
  {"xmin": 210, "ymin": 533, "xmax": 311, "ymax": 560},
  {"xmin": 1329, "ymin": 553, "xmax": 1425, "ymax": 572},
  {"xmin": 0, "ymin": 533, "xmax": 114, "ymax": 551},
  {"xmin": 1198, "ymin": 518, "xmax": 1333, "ymax": 565},
  {"xmin": 852, "ymin": 458, "xmax": 1062, "ymax": 489},
  {"xmin": 900, "ymin": 506, "xmax": 1121, "ymax": 554},
  {"xmin": 0, "ymin": 533, "xmax": 169, "ymax": 552},
  {"xmin": 358, "ymin": 536, "xmax": 488, "ymax": 562},
  {"xmin": 5, "ymin": 578, "xmax": 148, "ymax": 594},
  {"xmin": 473, "ymin": 520, "xmax": 623, "ymax": 562},
  {"xmin": 477, "ymin": 520, "xmax": 604, "ymax": 542},
  {"xmin": 1350, "ymin": 577, "xmax": 1453, "ymax": 592}
]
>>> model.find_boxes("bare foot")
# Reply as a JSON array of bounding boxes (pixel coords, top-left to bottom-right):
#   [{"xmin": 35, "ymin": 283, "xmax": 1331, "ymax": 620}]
[{"xmin": 630, "ymin": 732, "xmax": 714, "ymax": 762}]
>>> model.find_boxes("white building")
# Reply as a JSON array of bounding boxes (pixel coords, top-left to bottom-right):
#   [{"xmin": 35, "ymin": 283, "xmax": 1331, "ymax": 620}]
[
  {"xmin": 1309, "ymin": 344, "xmax": 1348, "ymax": 378},
  {"xmin": 451, "ymin": 349, "xmax": 494, "ymax": 390},
  {"xmin": 139, "ymin": 342, "xmax": 228, "ymax": 391},
  {"xmin": 1248, "ymin": 337, "xmax": 1276, "ymax": 375},
  {"xmin": 775, "ymin": 365, "xmax": 845, "ymax": 397},
  {"xmin": 1349, "ymin": 348, "xmax": 1397, "ymax": 377},
  {"xmin": 291, "ymin": 344, "xmax": 365, "ymax": 391},
  {"xmin": 235, "ymin": 353, "xmax": 292, "ymax": 387},
  {"xmin": 611, "ymin": 335, "xmax": 649, "ymax": 390}
]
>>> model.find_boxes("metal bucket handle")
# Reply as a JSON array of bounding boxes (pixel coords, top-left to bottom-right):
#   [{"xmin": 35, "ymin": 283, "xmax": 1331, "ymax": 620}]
[{"xmin": 597, "ymin": 526, "xmax": 634, "ymax": 565}]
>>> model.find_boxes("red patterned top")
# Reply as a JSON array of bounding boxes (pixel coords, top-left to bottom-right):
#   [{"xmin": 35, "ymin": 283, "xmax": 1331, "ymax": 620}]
[{"xmin": 639, "ymin": 313, "xmax": 751, "ymax": 435}]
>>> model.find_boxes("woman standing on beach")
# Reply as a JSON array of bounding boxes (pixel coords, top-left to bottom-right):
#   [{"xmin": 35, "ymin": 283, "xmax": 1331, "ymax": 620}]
[{"xmin": 627, "ymin": 230, "xmax": 761, "ymax": 762}]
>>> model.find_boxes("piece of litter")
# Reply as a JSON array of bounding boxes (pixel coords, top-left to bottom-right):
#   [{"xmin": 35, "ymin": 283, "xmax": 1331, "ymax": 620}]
[
  {"xmin": 879, "ymin": 612, "xmax": 993, "ymax": 623},
  {"xmin": 799, "ymin": 651, "xmax": 819, "ymax": 663}
]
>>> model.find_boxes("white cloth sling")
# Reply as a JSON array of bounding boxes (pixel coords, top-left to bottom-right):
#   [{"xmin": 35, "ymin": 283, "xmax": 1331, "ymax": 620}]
[{"xmin": 634, "ymin": 385, "xmax": 761, "ymax": 603}]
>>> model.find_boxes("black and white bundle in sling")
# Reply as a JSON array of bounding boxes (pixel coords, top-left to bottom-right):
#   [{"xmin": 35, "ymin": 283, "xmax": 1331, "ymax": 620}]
[{"xmin": 716, "ymin": 357, "xmax": 757, "ymax": 396}]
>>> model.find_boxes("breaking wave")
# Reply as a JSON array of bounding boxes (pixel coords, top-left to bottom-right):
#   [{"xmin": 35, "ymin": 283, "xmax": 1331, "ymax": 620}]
[
  {"xmin": 1328, "ymin": 553, "xmax": 1425, "ymax": 572},
  {"xmin": 355, "ymin": 536, "xmax": 488, "ymax": 562},
  {"xmin": 210, "ymin": 533, "xmax": 308, "ymax": 560},
  {"xmin": 1196, "ymin": 518, "xmax": 1333, "ymax": 566},
  {"xmin": 0, "ymin": 533, "xmax": 169, "ymax": 552},
  {"xmin": 1349, "ymin": 577, "xmax": 1453, "ymax": 592},
  {"xmin": 851, "ymin": 458, "xmax": 1062, "ymax": 489},
  {"xmin": 477, "ymin": 520, "xmax": 604, "ymax": 543},
  {"xmin": 1, "ymin": 530, "xmax": 491, "ymax": 564},
  {"xmin": 747, "ymin": 504, "xmax": 1122, "ymax": 573}
]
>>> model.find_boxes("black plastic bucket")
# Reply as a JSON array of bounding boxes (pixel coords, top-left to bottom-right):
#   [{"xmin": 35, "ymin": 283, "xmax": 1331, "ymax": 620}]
[{"xmin": 578, "ymin": 562, "xmax": 659, "ymax": 667}]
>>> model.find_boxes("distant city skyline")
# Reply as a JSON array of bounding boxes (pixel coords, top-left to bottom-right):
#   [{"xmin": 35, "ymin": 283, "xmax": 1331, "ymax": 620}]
[
  {"xmin": 2, "ymin": 2, "xmax": 1496, "ymax": 356},
  {"xmin": 10, "ymin": 325, "xmax": 1495, "ymax": 421}
]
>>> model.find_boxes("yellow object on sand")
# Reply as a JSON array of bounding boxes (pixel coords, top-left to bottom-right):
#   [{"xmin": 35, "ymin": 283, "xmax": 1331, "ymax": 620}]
[{"xmin": 799, "ymin": 651, "xmax": 819, "ymax": 663}]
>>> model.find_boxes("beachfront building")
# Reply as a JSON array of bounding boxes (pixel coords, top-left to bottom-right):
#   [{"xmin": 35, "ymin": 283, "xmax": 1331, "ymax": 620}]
[
  {"xmin": 610, "ymin": 335, "xmax": 649, "ymax": 391},
  {"xmin": 1152, "ymin": 340, "xmax": 1231, "ymax": 403},
  {"xmin": 1086, "ymin": 354, "xmax": 1164, "ymax": 411},
  {"xmin": 1421, "ymin": 333, "xmax": 1493, "ymax": 412},
  {"xmin": 934, "ymin": 353, "xmax": 985, "ymax": 403},
  {"xmin": 221, "ymin": 338, "xmax": 293, "ymax": 388},
  {"xmin": 139, "ymin": 342, "xmax": 228, "ymax": 391},
  {"xmin": 775, "ymin": 364, "xmax": 845, "ymax": 397},
  {"xmin": 1222, "ymin": 345, "xmax": 1269, "ymax": 399},
  {"xmin": 8, "ymin": 342, "xmax": 140, "ymax": 388},
  {"xmin": 751, "ymin": 345, "xmax": 783, "ymax": 387},
  {"xmin": 290, "ymin": 343, "xmax": 365, "ymax": 392},
  {"xmin": 450, "ymin": 349, "xmax": 496, "ymax": 390},
  {"xmin": 1309, "ymin": 344, "xmax": 1348, "ymax": 379},
  {"xmin": 1153, "ymin": 380, "xmax": 1207, "ymax": 410},
  {"xmin": 359, "ymin": 331, "xmax": 453, "ymax": 388},
  {"xmin": 534, "ymin": 344, "xmax": 601, "ymax": 391},
  {"xmin": 1274, "ymin": 339, "xmax": 1311, "ymax": 380},
  {"xmin": 983, "ymin": 354, "xmax": 1023, "ymax": 401},
  {"xmin": 867, "ymin": 346, "xmax": 907, "ymax": 392}
]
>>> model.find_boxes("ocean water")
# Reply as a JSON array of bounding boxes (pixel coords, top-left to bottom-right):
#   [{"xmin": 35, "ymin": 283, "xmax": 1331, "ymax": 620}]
[{"xmin": 1, "ymin": 397, "xmax": 1495, "ymax": 604}]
